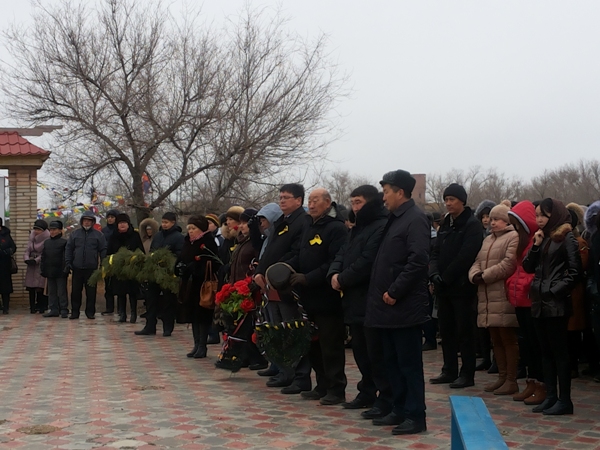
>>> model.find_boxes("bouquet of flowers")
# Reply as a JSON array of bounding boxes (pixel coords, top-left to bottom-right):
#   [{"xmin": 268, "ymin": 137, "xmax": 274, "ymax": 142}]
[{"xmin": 215, "ymin": 276, "xmax": 256, "ymax": 324}]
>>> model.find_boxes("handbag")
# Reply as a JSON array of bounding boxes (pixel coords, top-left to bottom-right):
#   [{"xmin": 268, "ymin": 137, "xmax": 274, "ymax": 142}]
[
  {"xmin": 10, "ymin": 255, "xmax": 18, "ymax": 274},
  {"xmin": 199, "ymin": 260, "xmax": 218, "ymax": 309}
]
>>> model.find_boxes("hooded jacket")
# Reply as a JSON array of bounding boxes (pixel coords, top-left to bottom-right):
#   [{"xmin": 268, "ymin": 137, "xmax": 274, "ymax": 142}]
[
  {"xmin": 469, "ymin": 225, "xmax": 519, "ymax": 328},
  {"xmin": 101, "ymin": 209, "xmax": 120, "ymax": 241},
  {"xmin": 41, "ymin": 232, "xmax": 68, "ymax": 279},
  {"xmin": 584, "ymin": 200, "xmax": 600, "ymax": 241},
  {"xmin": 505, "ymin": 201, "xmax": 537, "ymax": 308},
  {"xmin": 65, "ymin": 211, "xmax": 107, "ymax": 270},
  {"xmin": 523, "ymin": 221, "xmax": 582, "ymax": 319},
  {"xmin": 287, "ymin": 203, "xmax": 348, "ymax": 315},
  {"xmin": 429, "ymin": 206, "xmax": 483, "ymax": 298},
  {"xmin": 475, "ymin": 200, "xmax": 496, "ymax": 238},
  {"xmin": 365, "ymin": 198, "xmax": 430, "ymax": 329},
  {"xmin": 24, "ymin": 229, "xmax": 51, "ymax": 289},
  {"xmin": 139, "ymin": 218, "xmax": 159, "ymax": 254},
  {"xmin": 257, "ymin": 203, "xmax": 284, "ymax": 259},
  {"xmin": 328, "ymin": 197, "xmax": 388, "ymax": 324}
]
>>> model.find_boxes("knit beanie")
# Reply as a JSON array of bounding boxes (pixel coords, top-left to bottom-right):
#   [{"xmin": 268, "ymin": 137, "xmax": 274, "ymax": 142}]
[
  {"xmin": 206, "ymin": 214, "xmax": 220, "ymax": 228},
  {"xmin": 33, "ymin": 219, "xmax": 48, "ymax": 231},
  {"xmin": 225, "ymin": 206, "xmax": 244, "ymax": 223},
  {"xmin": 490, "ymin": 204, "xmax": 510, "ymax": 223},
  {"xmin": 162, "ymin": 212, "xmax": 177, "ymax": 222},
  {"xmin": 116, "ymin": 213, "xmax": 131, "ymax": 225},
  {"xmin": 188, "ymin": 215, "xmax": 209, "ymax": 232},
  {"xmin": 443, "ymin": 183, "xmax": 468, "ymax": 205}
]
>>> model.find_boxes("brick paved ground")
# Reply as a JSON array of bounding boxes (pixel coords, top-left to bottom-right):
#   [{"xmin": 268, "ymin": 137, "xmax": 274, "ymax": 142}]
[{"xmin": 0, "ymin": 312, "xmax": 599, "ymax": 449}]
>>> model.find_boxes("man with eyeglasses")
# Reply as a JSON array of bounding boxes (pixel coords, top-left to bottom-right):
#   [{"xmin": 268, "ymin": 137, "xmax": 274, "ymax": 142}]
[{"xmin": 254, "ymin": 183, "xmax": 311, "ymax": 391}]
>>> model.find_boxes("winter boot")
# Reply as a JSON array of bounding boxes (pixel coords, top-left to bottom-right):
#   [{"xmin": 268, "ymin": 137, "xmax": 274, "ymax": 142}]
[
  {"xmin": 513, "ymin": 379, "xmax": 536, "ymax": 401},
  {"xmin": 129, "ymin": 297, "xmax": 137, "ymax": 324},
  {"xmin": 187, "ymin": 323, "xmax": 200, "ymax": 358},
  {"xmin": 494, "ymin": 332, "xmax": 519, "ymax": 395},
  {"xmin": 29, "ymin": 290, "xmax": 37, "ymax": 314},
  {"xmin": 194, "ymin": 323, "xmax": 208, "ymax": 358},
  {"xmin": 532, "ymin": 382, "xmax": 556, "ymax": 413},
  {"xmin": 524, "ymin": 382, "xmax": 547, "ymax": 405},
  {"xmin": 484, "ymin": 347, "xmax": 507, "ymax": 392},
  {"xmin": 117, "ymin": 296, "xmax": 127, "ymax": 323}
]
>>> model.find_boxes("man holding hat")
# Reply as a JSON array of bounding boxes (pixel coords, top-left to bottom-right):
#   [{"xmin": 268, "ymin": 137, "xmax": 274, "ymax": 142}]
[
  {"xmin": 135, "ymin": 211, "xmax": 184, "ymax": 336},
  {"xmin": 41, "ymin": 221, "xmax": 69, "ymax": 318},
  {"xmin": 429, "ymin": 183, "xmax": 483, "ymax": 389},
  {"xmin": 364, "ymin": 170, "xmax": 430, "ymax": 435}
]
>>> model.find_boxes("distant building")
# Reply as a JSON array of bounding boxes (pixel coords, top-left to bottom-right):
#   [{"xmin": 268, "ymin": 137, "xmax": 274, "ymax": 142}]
[{"xmin": 412, "ymin": 173, "xmax": 426, "ymax": 207}]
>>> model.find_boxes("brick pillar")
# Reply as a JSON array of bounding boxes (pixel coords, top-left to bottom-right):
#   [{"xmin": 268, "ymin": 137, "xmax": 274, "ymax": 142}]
[{"xmin": 8, "ymin": 167, "xmax": 38, "ymax": 308}]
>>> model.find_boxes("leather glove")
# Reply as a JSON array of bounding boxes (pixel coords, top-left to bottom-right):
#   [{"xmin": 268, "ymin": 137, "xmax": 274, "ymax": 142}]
[
  {"xmin": 289, "ymin": 273, "xmax": 307, "ymax": 287},
  {"xmin": 174, "ymin": 261, "xmax": 186, "ymax": 277},
  {"xmin": 63, "ymin": 264, "xmax": 72, "ymax": 275},
  {"xmin": 430, "ymin": 274, "xmax": 444, "ymax": 286},
  {"xmin": 472, "ymin": 272, "xmax": 485, "ymax": 285},
  {"xmin": 25, "ymin": 259, "xmax": 37, "ymax": 266}
]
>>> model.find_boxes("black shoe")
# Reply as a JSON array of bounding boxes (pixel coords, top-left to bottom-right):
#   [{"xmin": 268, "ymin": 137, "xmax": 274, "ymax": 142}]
[
  {"xmin": 193, "ymin": 347, "xmax": 207, "ymax": 358},
  {"xmin": 532, "ymin": 396, "xmax": 557, "ymax": 413},
  {"xmin": 86, "ymin": 314, "xmax": 95, "ymax": 320},
  {"xmin": 488, "ymin": 361, "xmax": 498, "ymax": 374},
  {"xmin": 449, "ymin": 376, "xmax": 474, "ymax": 389},
  {"xmin": 281, "ymin": 384, "xmax": 310, "ymax": 395},
  {"xmin": 187, "ymin": 345, "xmax": 199, "ymax": 358},
  {"xmin": 42, "ymin": 312, "xmax": 59, "ymax": 317},
  {"xmin": 60, "ymin": 312, "xmax": 68, "ymax": 318},
  {"xmin": 69, "ymin": 314, "xmax": 80, "ymax": 320},
  {"xmin": 163, "ymin": 331, "xmax": 172, "ymax": 337},
  {"xmin": 134, "ymin": 328, "xmax": 156, "ymax": 335},
  {"xmin": 392, "ymin": 418, "xmax": 427, "ymax": 435},
  {"xmin": 475, "ymin": 360, "xmax": 492, "ymax": 371},
  {"xmin": 361, "ymin": 407, "xmax": 388, "ymax": 420},
  {"xmin": 266, "ymin": 376, "xmax": 292, "ymax": 388},
  {"xmin": 118, "ymin": 314, "xmax": 127, "ymax": 323},
  {"xmin": 2, "ymin": 310, "xmax": 9, "ymax": 315},
  {"xmin": 342, "ymin": 397, "xmax": 374, "ymax": 409},
  {"xmin": 100, "ymin": 311, "xmax": 114, "ymax": 316},
  {"xmin": 373, "ymin": 412, "xmax": 403, "ymax": 426},
  {"xmin": 130, "ymin": 312, "xmax": 137, "ymax": 324},
  {"xmin": 320, "ymin": 394, "xmax": 346, "ymax": 405},
  {"xmin": 543, "ymin": 399, "xmax": 573, "ymax": 415},
  {"xmin": 257, "ymin": 367, "xmax": 279, "ymax": 377},
  {"xmin": 301, "ymin": 388, "xmax": 326, "ymax": 400},
  {"xmin": 429, "ymin": 373, "xmax": 456, "ymax": 384},
  {"xmin": 422, "ymin": 342, "xmax": 437, "ymax": 351},
  {"xmin": 248, "ymin": 361, "xmax": 269, "ymax": 371}
]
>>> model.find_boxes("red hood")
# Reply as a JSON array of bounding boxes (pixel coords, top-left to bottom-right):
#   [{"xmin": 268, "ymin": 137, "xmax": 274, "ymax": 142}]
[{"xmin": 508, "ymin": 201, "xmax": 537, "ymax": 239}]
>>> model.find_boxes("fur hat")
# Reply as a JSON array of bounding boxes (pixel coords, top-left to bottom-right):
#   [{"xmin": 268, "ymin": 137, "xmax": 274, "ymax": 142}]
[
  {"xmin": 566, "ymin": 203, "xmax": 584, "ymax": 228},
  {"xmin": 33, "ymin": 219, "xmax": 48, "ymax": 231},
  {"xmin": 162, "ymin": 212, "xmax": 177, "ymax": 222},
  {"xmin": 240, "ymin": 208, "xmax": 258, "ymax": 223},
  {"xmin": 187, "ymin": 215, "xmax": 208, "ymax": 232},
  {"xmin": 585, "ymin": 200, "xmax": 600, "ymax": 235},
  {"xmin": 379, "ymin": 170, "xmax": 416, "ymax": 195},
  {"xmin": 205, "ymin": 214, "xmax": 220, "ymax": 228},
  {"xmin": 225, "ymin": 206, "xmax": 244, "ymax": 223},
  {"xmin": 490, "ymin": 204, "xmax": 510, "ymax": 223},
  {"xmin": 475, "ymin": 200, "xmax": 496, "ymax": 220},
  {"xmin": 49, "ymin": 220, "xmax": 64, "ymax": 230},
  {"xmin": 443, "ymin": 183, "xmax": 468, "ymax": 205},
  {"xmin": 116, "ymin": 213, "xmax": 131, "ymax": 225}
]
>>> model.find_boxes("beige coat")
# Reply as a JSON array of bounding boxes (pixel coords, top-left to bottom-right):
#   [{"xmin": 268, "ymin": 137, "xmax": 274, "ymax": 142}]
[{"xmin": 469, "ymin": 225, "xmax": 519, "ymax": 328}]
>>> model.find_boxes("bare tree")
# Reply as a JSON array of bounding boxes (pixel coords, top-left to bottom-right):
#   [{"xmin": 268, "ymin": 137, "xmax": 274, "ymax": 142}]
[{"xmin": 1, "ymin": 0, "xmax": 346, "ymax": 221}]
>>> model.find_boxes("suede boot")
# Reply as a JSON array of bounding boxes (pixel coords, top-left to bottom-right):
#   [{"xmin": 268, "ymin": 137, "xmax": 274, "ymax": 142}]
[
  {"xmin": 513, "ymin": 379, "xmax": 536, "ymax": 401},
  {"xmin": 524, "ymin": 382, "xmax": 546, "ymax": 405},
  {"xmin": 484, "ymin": 340, "xmax": 507, "ymax": 392},
  {"xmin": 494, "ymin": 330, "xmax": 519, "ymax": 395},
  {"xmin": 532, "ymin": 383, "xmax": 556, "ymax": 413},
  {"xmin": 187, "ymin": 323, "xmax": 200, "ymax": 358}
]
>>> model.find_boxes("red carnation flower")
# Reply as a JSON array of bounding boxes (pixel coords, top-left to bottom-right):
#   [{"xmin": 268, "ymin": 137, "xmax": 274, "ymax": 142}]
[
  {"xmin": 240, "ymin": 299, "xmax": 255, "ymax": 313},
  {"xmin": 200, "ymin": 244, "xmax": 206, "ymax": 249}
]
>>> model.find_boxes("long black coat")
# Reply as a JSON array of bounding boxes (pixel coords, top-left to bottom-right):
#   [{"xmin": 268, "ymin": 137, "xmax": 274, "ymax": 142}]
[
  {"xmin": 0, "ymin": 227, "xmax": 16, "ymax": 295},
  {"xmin": 364, "ymin": 199, "xmax": 430, "ymax": 329},
  {"xmin": 176, "ymin": 234, "xmax": 221, "ymax": 324},
  {"xmin": 107, "ymin": 226, "xmax": 144, "ymax": 296},
  {"xmin": 40, "ymin": 234, "xmax": 67, "ymax": 279},
  {"xmin": 429, "ymin": 206, "xmax": 483, "ymax": 298},
  {"xmin": 287, "ymin": 205, "xmax": 348, "ymax": 316},
  {"xmin": 328, "ymin": 198, "xmax": 388, "ymax": 324},
  {"xmin": 522, "ymin": 223, "xmax": 581, "ymax": 318}
]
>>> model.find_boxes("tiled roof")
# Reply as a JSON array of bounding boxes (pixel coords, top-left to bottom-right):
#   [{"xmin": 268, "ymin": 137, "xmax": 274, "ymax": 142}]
[{"xmin": 0, "ymin": 132, "xmax": 51, "ymax": 156}]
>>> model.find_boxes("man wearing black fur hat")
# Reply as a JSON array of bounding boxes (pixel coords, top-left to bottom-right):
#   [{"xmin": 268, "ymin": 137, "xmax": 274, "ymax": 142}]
[
  {"xmin": 429, "ymin": 183, "xmax": 483, "ymax": 389},
  {"xmin": 364, "ymin": 170, "xmax": 430, "ymax": 435}
]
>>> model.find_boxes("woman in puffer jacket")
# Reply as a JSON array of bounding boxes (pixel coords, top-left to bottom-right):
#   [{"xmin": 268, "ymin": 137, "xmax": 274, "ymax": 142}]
[
  {"xmin": 523, "ymin": 198, "xmax": 582, "ymax": 415},
  {"xmin": 506, "ymin": 201, "xmax": 545, "ymax": 405},
  {"xmin": 469, "ymin": 204, "xmax": 519, "ymax": 395}
]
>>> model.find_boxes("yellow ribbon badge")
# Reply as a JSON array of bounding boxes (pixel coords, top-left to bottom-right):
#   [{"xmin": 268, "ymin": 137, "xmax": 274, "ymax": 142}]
[
  {"xmin": 278, "ymin": 225, "xmax": 289, "ymax": 236},
  {"xmin": 309, "ymin": 234, "xmax": 323, "ymax": 246}
]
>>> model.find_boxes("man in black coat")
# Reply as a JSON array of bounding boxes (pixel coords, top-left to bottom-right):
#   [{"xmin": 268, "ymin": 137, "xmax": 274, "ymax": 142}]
[
  {"xmin": 328, "ymin": 185, "xmax": 392, "ymax": 413},
  {"xmin": 41, "ymin": 221, "xmax": 69, "ymax": 318},
  {"xmin": 135, "ymin": 211, "xmax": 184, "ymax": 336},
  {"xmin": 364, "ymin": 170, "xmax": 430, "ymax": 435},
  {"xmin": 253, "ymin": 183, "xmax": 310, "ymax": 387},
  {"xmin": 101, "ymin": 209, "xmax": 119, "ymax": 315},
  {"xmin": 429, "ymin": 183, "xmax": 483, "ymax": 388},
  {"xmin": 287, "ymin": 188, "xmax": 349, "ymax": 405}
]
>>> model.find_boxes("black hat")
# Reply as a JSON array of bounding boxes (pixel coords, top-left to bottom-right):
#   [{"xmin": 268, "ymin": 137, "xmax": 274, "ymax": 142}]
[
  {"xmin": 240, "ymin": 208, "xmax": 258, "ymax": 222},
  {"xmin": 162, "ymin": 211, "xmax": 177, "ymax": 222},
  {"xmin": 187, "ymin": 215, "xmax": 208, "ymax": 232},
  {"xmin": 432, "ymin": 211, "xmax": 442, "ymax": 223},
  {"xmin": 379, "ymin": 170, "xmax": 416, "ymax": 195},
  {"xmin": 33, "ymin": 219, "xmax": 48, "ymax": 231},
  {"xmin": 106, "ymin": 209, "xmax": 120, "ymax": 218},
  {"xmin": 443, "ymin": 183, "xmax": 468, "ymax": 205},
  {"xmin": 116, "ymin": 213, "xmax": 131, "ymax": 225},
  {"xmin": 49, "ymin": 220, "xmax": 64, "ymax": 230}
]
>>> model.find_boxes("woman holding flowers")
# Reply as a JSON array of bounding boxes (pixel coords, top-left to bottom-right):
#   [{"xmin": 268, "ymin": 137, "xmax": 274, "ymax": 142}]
[{"xmin": 176, "ymin": 215, "xmax": 221, "ymax": 359}]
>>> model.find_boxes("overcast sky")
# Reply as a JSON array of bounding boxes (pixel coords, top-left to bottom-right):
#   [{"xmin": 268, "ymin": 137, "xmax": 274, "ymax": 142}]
[{"xmin": 1, "ymin": 0, "xmax": 599, "ymax": 183}]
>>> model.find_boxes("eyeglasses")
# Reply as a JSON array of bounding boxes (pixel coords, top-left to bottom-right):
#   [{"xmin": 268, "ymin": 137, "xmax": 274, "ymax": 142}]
[{"xmin": 279, "ymin": 195, "xmax": 295, "ymax": 201}]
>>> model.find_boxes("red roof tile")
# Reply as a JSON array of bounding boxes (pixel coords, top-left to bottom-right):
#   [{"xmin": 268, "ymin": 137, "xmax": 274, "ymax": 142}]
[{"xmin": 0, "ymin": 132, "xmax": 51, "ymax": 156}]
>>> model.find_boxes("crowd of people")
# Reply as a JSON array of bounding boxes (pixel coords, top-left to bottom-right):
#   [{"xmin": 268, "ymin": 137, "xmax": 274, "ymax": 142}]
[{"xmin": 0, "ymin": 169, "xmax": 599, "ymax": 436}]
